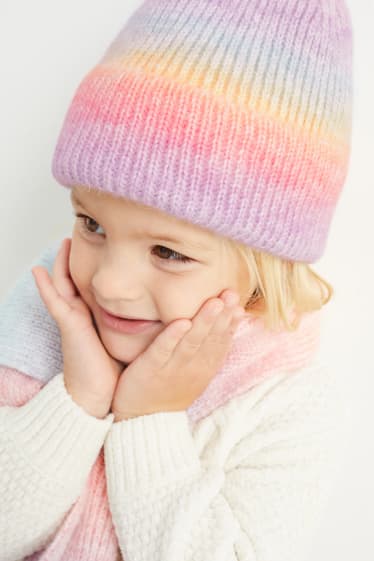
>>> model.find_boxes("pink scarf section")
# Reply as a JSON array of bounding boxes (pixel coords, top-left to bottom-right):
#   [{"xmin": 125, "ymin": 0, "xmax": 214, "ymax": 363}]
[{"xmin": 0, "ymin": 309, "xmax": 322, "ymax": 560}]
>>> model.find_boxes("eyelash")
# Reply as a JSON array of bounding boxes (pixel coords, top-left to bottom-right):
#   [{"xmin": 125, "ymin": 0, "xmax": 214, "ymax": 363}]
[{"xmin": 73, "ymin": 213, "xmax": 193, "ymax": 264}]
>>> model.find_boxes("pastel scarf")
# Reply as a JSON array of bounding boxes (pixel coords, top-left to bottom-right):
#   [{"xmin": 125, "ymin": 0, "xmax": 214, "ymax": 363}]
[{"xmin": 0, "ymin": 238, "xmax": 322, "ymax": 560}]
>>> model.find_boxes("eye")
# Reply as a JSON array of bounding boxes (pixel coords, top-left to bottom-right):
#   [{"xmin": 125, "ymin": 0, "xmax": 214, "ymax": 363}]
[
  {"xmin": 151, "ymin": 246, "xmax": 193, "ymax": 263},
  {"xmin": 74, "ymin": 213, "xmax": 193, "ymax": 264},
  {"xmin": 74, "ymin": 213, "xmax": 105, "ymax": 236}
]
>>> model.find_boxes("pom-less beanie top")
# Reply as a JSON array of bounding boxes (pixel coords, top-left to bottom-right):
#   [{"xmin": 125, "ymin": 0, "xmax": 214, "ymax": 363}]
[{"xmin": 51, "ymin": 0, "xmax": 353, "ymax": 263}]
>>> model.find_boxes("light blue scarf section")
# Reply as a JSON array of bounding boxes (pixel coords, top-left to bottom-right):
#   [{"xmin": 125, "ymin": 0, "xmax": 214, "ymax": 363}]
[{"xmin": 0, "ymin": 237, "xmax": 64, "ymax": 382}]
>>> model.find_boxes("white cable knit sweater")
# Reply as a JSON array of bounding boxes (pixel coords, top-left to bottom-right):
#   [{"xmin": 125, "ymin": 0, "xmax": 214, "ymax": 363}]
[{"xmin": 0, "ymin": 357, "xmax": 348, "ymax": 561}]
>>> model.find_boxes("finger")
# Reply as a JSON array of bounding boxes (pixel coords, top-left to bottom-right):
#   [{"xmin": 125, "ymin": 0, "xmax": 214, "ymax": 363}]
[
  {"xmin": 206, "ymin": 292, "xmax": 241, "ymax": 338},
  {"xmin": 174, "ymin": 299, "xmax": 225, "ymax": 356},
  {"xmin": 52, "ymin": 238, "xmax": 77, "ymax": 301},
  {"xmin": 143, "ymin": 319, "xmax": 192, "ymax": 367},
  {"xmin": 224, "ymin": 308, "xmax": 247, "ymax": 337},
  {"xmin": 32, "ymin": 266, "xmax": 74, "ymax": 326},
  {"xmin": 199, "ymin": 305, "xmax": 245, "ymax": 366},
  {"xmin": 181, "ymin": 289, "xmax": 239, "ymax": 352}
]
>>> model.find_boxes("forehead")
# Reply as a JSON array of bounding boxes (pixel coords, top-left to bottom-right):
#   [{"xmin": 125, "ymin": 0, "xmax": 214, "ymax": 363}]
[{"xmin": 70, "ymin": 185, "xmax": 221, "ymax": 252}]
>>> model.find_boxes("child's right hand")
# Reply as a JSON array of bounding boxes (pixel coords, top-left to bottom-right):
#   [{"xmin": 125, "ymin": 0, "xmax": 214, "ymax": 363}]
[{"xmin": 31, "ymin": 238, "xmax": 123, "ymax": 419}]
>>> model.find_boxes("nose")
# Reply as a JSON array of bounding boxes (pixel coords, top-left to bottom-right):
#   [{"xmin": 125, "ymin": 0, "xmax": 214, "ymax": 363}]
[{"xmin": 91, "ymin": 253, "xmax": 144, "ymax": 302}]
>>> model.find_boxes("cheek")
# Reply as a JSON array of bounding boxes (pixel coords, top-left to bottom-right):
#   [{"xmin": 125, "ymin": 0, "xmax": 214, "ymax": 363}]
[
  {"xmin": 69, "ymin": 239, "xmax": 94, "ymax": 289},
  {"xmin": 157, "ymin": 274, "xmax": 222, "ymax": 322}
]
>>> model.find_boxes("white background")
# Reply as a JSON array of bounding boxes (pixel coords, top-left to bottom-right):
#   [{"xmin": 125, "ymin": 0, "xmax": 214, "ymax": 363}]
[{"xmin": 1, "ymin": 1, "xmax": 373, "ymax": 558}]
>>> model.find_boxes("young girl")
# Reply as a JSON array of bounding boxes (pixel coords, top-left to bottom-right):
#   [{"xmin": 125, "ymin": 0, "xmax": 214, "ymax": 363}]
[{"xmin": 0, "ymin": 1, "xmax": 353, "ymax": 560}]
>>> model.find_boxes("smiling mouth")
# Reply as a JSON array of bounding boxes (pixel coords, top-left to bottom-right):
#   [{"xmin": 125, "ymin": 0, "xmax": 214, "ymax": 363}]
[
  {"xmin": 98, "ymin": 305, "xmax": 161, "ymax": 334},
  {"xmin": 98, "ymin": 305, "xmax": 156, "ymax": 321}
]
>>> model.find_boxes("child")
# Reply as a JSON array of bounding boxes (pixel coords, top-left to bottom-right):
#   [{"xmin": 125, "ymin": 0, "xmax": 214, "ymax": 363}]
[{"xmin": 0, "ymin": 1, "xmax": 353, "ymax": 560}]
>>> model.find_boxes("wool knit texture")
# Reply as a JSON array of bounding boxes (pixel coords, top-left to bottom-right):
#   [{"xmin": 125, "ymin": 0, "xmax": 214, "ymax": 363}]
[
  {"xmin": 0, "ymin": 238, "xmax": 349, "ymax": 561},
  {"xmin": 51, "ymin": 0, "xmax": 353, "ymax": 263}
]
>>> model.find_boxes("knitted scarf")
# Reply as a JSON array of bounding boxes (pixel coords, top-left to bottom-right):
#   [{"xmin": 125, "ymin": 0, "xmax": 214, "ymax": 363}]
[{"xmin": 0, "ymin": 238, "xmax": 322, "ymax": 560}]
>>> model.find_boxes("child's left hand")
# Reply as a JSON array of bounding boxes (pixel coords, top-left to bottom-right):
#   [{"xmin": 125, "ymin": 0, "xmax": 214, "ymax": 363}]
[{"xmin": 111, "ymin": 289, "xmax": 247, "ymax": 421}]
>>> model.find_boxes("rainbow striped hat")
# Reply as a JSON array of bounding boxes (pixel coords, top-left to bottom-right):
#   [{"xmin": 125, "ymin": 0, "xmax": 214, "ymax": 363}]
[{"xmin": 51, "ymin": 0, "xmax": 353, "ymax": 263}]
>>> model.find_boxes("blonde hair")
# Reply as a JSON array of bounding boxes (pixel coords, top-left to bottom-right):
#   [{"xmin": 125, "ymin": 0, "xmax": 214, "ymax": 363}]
[{"xmin": 220, "ymin": 237, "xmax": 333, "ymax": 333}]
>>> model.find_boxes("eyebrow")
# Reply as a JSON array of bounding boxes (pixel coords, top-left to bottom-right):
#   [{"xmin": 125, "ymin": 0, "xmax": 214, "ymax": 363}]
[{"xmin": 70, "ymin": 191, "xmax": 213, "ymax": 252}]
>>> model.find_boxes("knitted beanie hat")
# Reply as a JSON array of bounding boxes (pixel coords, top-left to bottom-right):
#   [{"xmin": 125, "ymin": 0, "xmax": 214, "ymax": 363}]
[{"xmin": 51, "ymin": 0, "xmax": 353, "ymax": 263}]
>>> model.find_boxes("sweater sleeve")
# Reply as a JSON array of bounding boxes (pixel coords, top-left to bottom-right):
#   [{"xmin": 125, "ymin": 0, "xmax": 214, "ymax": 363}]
[
  {"xmin": 103, "ymin": 359, "xmax": 348, "ymax": 561},
  {"xmin": 0, "ymin": 368, "xmax": 115, "ymax": 561}
]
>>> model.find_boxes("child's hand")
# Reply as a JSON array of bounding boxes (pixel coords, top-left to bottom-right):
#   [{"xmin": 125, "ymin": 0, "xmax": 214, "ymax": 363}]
[
  {"xmin": 111, "ymin": 290, "xmax": 247, "ymax": 421},
  {"xmin": 32, "ymin": 238, "xmax": 123, "ymax": 419}
]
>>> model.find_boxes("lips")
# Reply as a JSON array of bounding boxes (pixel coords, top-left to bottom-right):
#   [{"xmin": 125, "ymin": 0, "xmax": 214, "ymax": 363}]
[
  {"xmin": 99, "ymin": 305, "xmax": 152, "ymax": 321},
  {"xmin": 98, "ymin": 305, "xmax": 160, "ymax": 334}
]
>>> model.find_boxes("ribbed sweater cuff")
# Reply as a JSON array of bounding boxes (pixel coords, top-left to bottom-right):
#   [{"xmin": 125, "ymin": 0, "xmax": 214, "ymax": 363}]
[
  {"xmin": 4, "ymin": 373, "xmax": 114, "ymax": 489},
  {"xmin": 104, "ymin": 411, "xmax": 200, "ymax": 491}
]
